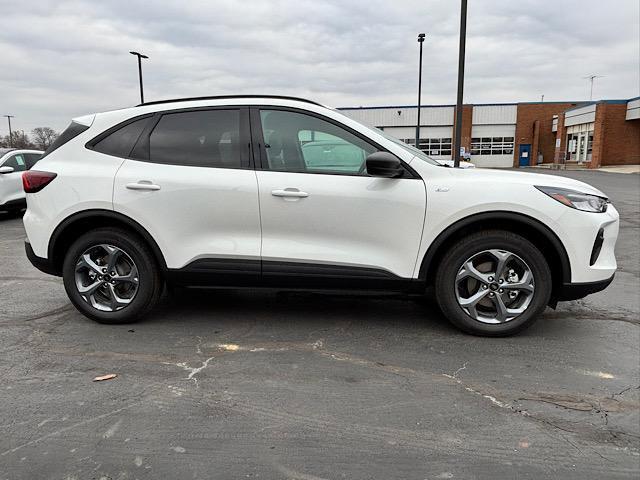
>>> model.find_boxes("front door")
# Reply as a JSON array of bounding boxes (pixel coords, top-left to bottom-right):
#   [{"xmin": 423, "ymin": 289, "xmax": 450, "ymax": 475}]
[
  {"xmin": 518, "ymin": 144, "xmax": 531, "ymax": 167},
  {"xmin": 113, "ymin": 107, "xmax": 262, "ymax": 282},
  {"xmin": 252, "ymin": 107, "xmax": 426, "ymax": 286}
]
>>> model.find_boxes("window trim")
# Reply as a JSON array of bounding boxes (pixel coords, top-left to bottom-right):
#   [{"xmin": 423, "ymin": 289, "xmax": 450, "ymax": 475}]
[
  {"xmin": 249, "ymin": 106, "xmax": 419, "ymax": 179},
  {"xmin": 86, "ymin": 106, "xmax": 253, "ymax": 170}
]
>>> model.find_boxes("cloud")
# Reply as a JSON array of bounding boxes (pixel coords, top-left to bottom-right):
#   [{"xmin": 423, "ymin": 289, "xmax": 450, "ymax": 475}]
[{"xmin": 0, "ymin": 0, "xmax": 638, "ymax": 133}]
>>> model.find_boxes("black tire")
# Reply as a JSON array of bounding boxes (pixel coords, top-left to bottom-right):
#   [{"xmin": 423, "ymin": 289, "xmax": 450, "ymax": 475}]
[
  {"xmin": 435, "ymin": 230, "xmax": 551, "ymax": 336},
  {"xmin": 62, "ymin": 228, "xmax": 163, "ymax": 324}
]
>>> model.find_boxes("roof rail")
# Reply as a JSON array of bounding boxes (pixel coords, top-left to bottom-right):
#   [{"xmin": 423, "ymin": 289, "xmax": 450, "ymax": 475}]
[{"xmin": 137, "ymin": 94, "xmax": 324, "ymax": 107}]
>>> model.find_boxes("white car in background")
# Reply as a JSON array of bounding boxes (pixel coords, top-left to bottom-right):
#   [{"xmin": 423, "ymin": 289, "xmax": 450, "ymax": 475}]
[
  {"xmin": 0, "ymin": 148, "xmax": 44, "ymax": 213},
  {"xmin": 22, "ymin": 95, "xmax": 618, "ymax": 336},
  {"xmin": 435, "ymin": 159, "xmax": 475, "ymax": 168}
]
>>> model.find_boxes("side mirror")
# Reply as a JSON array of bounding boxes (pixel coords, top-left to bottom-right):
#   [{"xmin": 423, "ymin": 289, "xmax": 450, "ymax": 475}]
[
  {"xmin": 0, "ymin": 166, "xmax": 14, "ymax": 174},
  {"xmin": 365, "ymin": 152, "xmax": 403, "ymax": 178}
]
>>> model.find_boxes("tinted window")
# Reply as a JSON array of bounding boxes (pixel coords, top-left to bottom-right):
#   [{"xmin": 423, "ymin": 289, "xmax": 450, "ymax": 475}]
[
  {"xmin": 24, "ymin": 153, "xmax": 42, "ymax": 169},
  {"xmin": 42, "ymin": 121, "xmax": 89, "ymax": 158},
  {"xmin": 149, "ymin": 110, "xmax": 241, "ymax": 168},
  {"xmin": 2, "ymin": 153, "xmax": 27, "ymax": 172},
  {"xmin": 260, "ymin": 110, "xmax": 376, "ymax": 175},
  {"xmin": 93, "ymin": 117, "xmax": 149, "ymax": 158}
]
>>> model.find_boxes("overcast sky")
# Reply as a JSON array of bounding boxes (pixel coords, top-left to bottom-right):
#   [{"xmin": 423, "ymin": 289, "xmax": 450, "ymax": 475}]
[{"xmin": 1, "ymin": 0, "xmax": 639, "ymax": 134}]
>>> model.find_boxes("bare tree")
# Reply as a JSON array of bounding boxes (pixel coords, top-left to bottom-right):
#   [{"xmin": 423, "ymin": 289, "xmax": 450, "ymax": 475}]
[
  {"xmin": 1, "ymin": 130, "xmax": 34, "ymax": 149},
  {"xmin": 31, "ymin": 127, "xmax": 59, "ymax": 150}
]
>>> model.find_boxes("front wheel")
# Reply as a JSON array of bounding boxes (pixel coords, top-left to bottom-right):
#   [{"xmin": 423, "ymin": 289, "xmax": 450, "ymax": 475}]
[
  {"xmin": 435, "ymin": 230, "xmax": 551, "ymax": 336},
  {"xmin": 62, "ymin": 228, "xmax": 162, "ymax": 324}
]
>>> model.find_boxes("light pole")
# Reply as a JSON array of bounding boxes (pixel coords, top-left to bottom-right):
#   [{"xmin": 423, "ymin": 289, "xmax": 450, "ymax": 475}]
[
  {"xmin": 415, "ymin": 33, "xmax": 426, "ymax": 150},
  {"xmin": 129, "ymin": 51, "xmax": 149, "ymax": 104},
  {"xmin": 3, "ymin": 115, "xmax": 14, "ymax": 147},
  {"xmin": 453, "ymin": 0, "xmax": 468, "ymax": 168}
]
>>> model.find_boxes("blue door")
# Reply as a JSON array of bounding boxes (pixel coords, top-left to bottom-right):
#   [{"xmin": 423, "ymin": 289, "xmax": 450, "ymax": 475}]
[{"xmin": 518, "ymin": 144, "xmax": 531, "ymax": 167}]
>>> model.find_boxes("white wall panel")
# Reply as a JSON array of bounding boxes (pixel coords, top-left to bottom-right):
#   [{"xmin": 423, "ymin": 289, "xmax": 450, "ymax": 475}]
[
  {"xmin": 383, "ymin": 126, "xmax": 453, "ymax": 140},
  {"xmin": 471, "ymin": 155, "xmax": 514, "ymax": 168},
  {"xmin": 565, "ymin": 104, "xmax": 596, "ymax": 126},
  {"xmin": 340, "ymin": 106, "xmax": 453, "ymax": 128},
  {"xmin": 471, "ymin": 125, "xmax": 516, "ymax": 137},
  {"xmin": 472, "ymin": 105, "xmax": 517, "ymax": 125}
]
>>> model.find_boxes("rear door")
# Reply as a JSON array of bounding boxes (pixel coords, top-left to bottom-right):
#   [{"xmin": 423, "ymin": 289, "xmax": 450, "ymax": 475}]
[
  {"xmin": 0, "ymin": 153, "xmax": 28, "ymax": 205},
  {"xmin": 112, "ymin": 107, "xmax": 261, "ymax": 282},
  {"xmin": 252, "ymin": 107, "xmax": 426, "ymax": 287}
]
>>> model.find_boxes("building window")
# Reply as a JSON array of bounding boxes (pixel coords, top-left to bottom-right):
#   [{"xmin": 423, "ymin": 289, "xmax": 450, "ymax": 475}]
[
  {"xmin": 471, "ymin": 137, "xmax": 514, "ymax": 155},
  {"xmin": 402, "ymin": 137, "xmax": 452, "ymax": 156}
]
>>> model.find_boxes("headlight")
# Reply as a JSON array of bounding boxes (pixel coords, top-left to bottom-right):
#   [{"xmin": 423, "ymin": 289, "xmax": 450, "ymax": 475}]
[{"xmin": 535, "ymin": 186, "xmax": 609, "ymax": 213}]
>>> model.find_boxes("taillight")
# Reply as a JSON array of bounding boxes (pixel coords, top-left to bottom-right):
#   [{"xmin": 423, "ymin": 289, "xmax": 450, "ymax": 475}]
[{"xmin": 23, "ymin": 171, "xmax": 57, "ymax": 193}]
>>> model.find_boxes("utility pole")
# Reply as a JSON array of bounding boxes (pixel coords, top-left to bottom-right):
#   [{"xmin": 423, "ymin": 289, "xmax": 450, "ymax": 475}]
[
  {"xmin": 583, "ymin": 74, "xmax": 604, "ymax": 101},
  {"xmin": 541, "ymin": 94, "xmax": 544, "ymax": 102},
  {"xmin": 129, "ymin": 51, "xmax": 149, "ymax": 104},
  {"xmin": 3, "ymin": 115, "xmax": 14, "ymax": 147},
  {"xmin": 415, "ymin": 33, "xmax": 426, "ymax": 150},
  {"xmin": 453, "ymin": 0, "xmax": 468, "ymax": 168}
]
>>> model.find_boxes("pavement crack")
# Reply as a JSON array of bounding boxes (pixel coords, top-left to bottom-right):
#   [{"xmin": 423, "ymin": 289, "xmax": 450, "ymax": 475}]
[
  {"xmin": 610, "ymin": 385, "xmax": 640, "ymax": 399},
  {"xmin": 164, "ymin": 357, "xmax": 216, "ymax": 385},
  {"xmin": 449, "ymin": 362, "xmax": 468, "ymax": 379}
]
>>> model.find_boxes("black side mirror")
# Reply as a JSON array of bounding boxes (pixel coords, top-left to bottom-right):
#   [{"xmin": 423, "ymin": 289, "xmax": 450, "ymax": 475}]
[{"xmin": 365, "ymin": 152, "xmax": 403, "ymax": 178}]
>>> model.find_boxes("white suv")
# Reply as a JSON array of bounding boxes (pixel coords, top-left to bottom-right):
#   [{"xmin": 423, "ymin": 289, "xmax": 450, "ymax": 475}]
[
  {"xmin": 22, "ymin": 96, "xmax": 619, "ymax": 336},
  {"xmin": 0, "ymin": 148, "xmax": 43, "ymax": 213}
]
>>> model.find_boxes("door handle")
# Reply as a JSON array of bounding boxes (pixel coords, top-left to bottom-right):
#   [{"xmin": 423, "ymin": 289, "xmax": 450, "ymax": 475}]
[
  {"xmin": 126, "ymin": 181, "xmax": 161, "ymax": 191},
  {"xmin": 271, "ymin": 188, "xmax": 309, "ymax": 198}
]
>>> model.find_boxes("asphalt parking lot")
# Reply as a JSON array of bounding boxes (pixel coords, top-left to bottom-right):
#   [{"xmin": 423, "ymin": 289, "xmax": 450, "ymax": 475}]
[{"xmin": 1, "ymin": 170, "xmax": 638, "ymax": 479}]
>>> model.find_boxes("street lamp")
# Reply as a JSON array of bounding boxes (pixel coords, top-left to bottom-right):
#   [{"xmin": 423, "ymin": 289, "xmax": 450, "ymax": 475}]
[
  {"xmin": 453, "ymin": 0, "xmax": 468, "ymax": 168},
  {"xmin": 3, "ymin": 115, "xmax": 14, "ymax": 147},
  {"xmin": 129, "ymin": 51, "xmax": 149, "ymax": 104},
  {"xmin": 415, "ymin": 33, "xmax": 426, "ymax": 150}
]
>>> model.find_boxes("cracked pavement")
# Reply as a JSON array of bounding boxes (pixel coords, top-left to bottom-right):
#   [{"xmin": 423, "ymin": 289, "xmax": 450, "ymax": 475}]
[{"xmin": 0, "ymin": 170, "xmax": 638, "ymax": 479}]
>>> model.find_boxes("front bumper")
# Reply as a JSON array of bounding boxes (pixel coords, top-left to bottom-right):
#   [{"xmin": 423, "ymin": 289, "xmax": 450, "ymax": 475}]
[
  {"xmin": 556, "ymin": 274, "xmax": 615, "ymax": 302},
  {"xmin": 25, "ymin": 239, "xmax": 60, "ymax": 276},
  {"xmin": 556, "ymin": 204, "xmax": 619, "ymax": 284}
]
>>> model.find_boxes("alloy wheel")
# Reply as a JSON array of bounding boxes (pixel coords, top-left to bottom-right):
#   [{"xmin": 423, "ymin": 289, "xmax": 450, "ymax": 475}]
[
  {"xmin": 454, "ymin": 249, "xmax": 535, "ymax": 324},
  {"xmin": 74, "ymin": 244, "xmax": 139, "ymax": 312}
]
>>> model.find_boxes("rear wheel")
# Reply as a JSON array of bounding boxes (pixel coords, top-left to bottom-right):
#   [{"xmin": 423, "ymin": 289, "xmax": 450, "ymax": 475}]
[
  {"xmin": 62, "ymin": 228, "xmax": 162, "ymax": 324},
  {"xmin": 435, "ymin": 230, "xmax": 551, "ymax": 336}
]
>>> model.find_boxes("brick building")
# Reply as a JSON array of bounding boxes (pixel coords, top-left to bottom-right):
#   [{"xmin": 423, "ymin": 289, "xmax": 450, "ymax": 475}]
[{"xmin": 339, "ymin": 96, "xmax": 640, "ymax": 168}]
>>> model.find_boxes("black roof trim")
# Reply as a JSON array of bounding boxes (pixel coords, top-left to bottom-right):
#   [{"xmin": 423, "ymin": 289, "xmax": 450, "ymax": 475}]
[{"xmin": 137, "ymin": 95, "xmax": 324, "ymax": 108}]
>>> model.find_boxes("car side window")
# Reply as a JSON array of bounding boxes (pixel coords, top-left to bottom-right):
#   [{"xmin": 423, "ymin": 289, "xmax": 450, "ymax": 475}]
[
  {"xmin": 2, "ymin": 153, "xmax": 27, "ymax": 172},
  {"xmin": 149, "ymin": 110, "xmax": 242, "ymax": 168},
  {"xmin": 93, "ymin": 117, "xmax": 149, "ymax": 158},
  {"xmin": 24, "ymin": 153, "xmax": 42, "ymax": 169},
  {"xmin": 259, "ymin": 109, "xmax": 377, "ymax": 175}
]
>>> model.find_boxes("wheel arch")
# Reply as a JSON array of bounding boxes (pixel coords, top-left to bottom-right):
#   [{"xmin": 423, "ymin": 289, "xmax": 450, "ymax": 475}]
[
  {"xmin": 48, "ymin": 209, "xmax": 167, "ymax": 275},
  {"xmin": 419, "ymin": 211, "xmax": 571, "ymax": 298}
]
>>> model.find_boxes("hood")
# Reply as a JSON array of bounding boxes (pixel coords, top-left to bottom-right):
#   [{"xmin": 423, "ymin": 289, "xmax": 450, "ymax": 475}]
[{"xmin": 447, "ymin": 168, "xmax": 607, "ymax": 198}]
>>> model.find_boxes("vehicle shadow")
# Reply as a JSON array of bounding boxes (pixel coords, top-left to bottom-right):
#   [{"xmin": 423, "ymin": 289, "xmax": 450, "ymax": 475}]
[
  {"xmin": 145, "ymin": 287, "xmax": 459, "ymax": 335},
  {"xmin": 0, "ymin": 209, "xmax": 24, "ymax": 221},
  {"xmin": 136, "ymin": 287, "xmax": 582, "ymax": 340}
]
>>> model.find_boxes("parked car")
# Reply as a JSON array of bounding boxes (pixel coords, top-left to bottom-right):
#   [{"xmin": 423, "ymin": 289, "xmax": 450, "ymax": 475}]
[
  {"xmin": 435, "ymin": 158, "xmax": 475, "ymax": 168},
  {"xmin": 22, "ymin": 96, "xmax": 618, "ymax": 336},
  {"xmin": 0, "ymin": 148, "xmax": 43, "ymax": 213}
]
